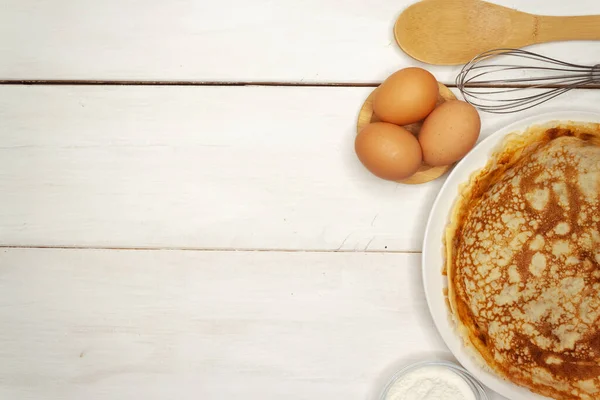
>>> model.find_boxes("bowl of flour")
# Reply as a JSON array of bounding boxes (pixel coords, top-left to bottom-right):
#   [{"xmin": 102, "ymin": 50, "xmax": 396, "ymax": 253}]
[{"xmin": 379, "ymin": 360, "xmax": 488, "ymax": 400}]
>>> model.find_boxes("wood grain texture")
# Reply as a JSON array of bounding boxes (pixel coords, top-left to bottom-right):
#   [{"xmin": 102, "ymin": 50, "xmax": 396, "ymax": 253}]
[
  {"xmin": 394, "ymin": 0, "xmax": 600, "ymax": 65},
  {"xmin": 0, "ymin": 248, "xmax": 508, "ymax": 400},
  {"xmin": 0, "ymin": 3, "xmax": 595, "ymax": 399},
  {"xmin": 0, "ymin": 0, "xmax": 599, "ymax": 82},
  {"xmin": 538, "ymin": 14, "xmax": 600, "ymax": 42},
  {"xmin": 1, "ymin": 85, "xmax": 599, "ymax": 251}
]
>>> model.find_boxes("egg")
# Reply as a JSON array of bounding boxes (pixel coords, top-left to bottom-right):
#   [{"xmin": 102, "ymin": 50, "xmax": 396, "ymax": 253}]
[
  {"xmin": 373, "ymin": 67, "xmax": 439, "ymax": 125},
  {"xmin": 418, "ymin": 100, "xmax": 481, "ymax": 167},
  {"xmin": 355, "ymin": 122, "xmax": 422, "ymax": 181}
]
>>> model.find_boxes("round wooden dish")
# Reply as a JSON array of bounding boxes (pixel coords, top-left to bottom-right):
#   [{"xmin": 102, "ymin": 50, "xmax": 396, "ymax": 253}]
[{"xmin": 356, "ymin": 82, "xmax": 456, "ymax": 184}]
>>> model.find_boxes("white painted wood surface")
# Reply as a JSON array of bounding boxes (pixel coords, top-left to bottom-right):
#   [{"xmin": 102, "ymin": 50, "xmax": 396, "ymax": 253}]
[
  {"xmin": 1, "ymin": 85, "xmax": 599, "ymax": 251},
  {"xmin": 2, "ymin": 1, "xmax": 599, "ymax": 399},
  {"xmin": 1, "ymin": 0, "xmax": 600, "ymax": 83},
  {"xmin": 0, "ymin": 249, "xmax": 493, "ymax": 400}
]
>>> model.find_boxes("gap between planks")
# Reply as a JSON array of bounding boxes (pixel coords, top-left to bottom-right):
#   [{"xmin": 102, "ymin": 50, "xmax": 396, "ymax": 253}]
[
  {"xmin": 1, "ymin": 80, "xmax": 599, "ymax": 89},
  {"xmin": 0, "ymin": 80, "xmax": 380, "ymax": 88},
  {"xmin": 0, "ymin": 244, "xmax": 421, "ymax": 254}
]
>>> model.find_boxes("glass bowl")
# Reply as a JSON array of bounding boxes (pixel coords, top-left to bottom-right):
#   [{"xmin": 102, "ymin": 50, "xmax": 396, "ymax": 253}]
[{"xmin": 379, "ymin": 360, "xmax": 489, "ymax": 400}]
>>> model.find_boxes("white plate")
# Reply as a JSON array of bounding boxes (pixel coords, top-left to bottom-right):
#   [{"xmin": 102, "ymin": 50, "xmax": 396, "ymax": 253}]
[{"xmin": 422, "ymin": 111, "xmax": 600, "ymax": 400}]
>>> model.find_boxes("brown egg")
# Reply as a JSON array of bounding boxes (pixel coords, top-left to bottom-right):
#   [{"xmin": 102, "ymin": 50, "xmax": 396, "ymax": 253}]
[
  {"xmin": 373, "ymin": 67, "xmax": 439, "ymax": 125},
  {"xmin": 355, "ymin": 122, "xmax": 422, "ymax": 181},
  {"xmin": 418, "ymin": 100, "xmax": 481, "ymax": 167}
]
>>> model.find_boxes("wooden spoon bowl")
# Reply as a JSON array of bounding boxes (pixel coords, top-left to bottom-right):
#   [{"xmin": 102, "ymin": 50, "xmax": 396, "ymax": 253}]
[
  {"xmin": 394, "ymin": 0, "xmax": 600, "ymax": 65},
  {"xmin": 357, "ymin": 82, "xmax": 456, "ymax": 184}
]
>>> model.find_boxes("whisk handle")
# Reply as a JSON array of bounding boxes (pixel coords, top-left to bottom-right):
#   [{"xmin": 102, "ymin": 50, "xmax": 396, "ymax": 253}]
[{"xmin": 537, "ymin": 15, "xmax": 600, "ymax": 42}]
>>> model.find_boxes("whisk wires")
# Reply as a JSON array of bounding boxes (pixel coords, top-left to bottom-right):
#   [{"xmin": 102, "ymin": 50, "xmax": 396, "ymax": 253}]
[{"xmin": 456, "ymin": 49, "xmax": 600, "ymax": 114}]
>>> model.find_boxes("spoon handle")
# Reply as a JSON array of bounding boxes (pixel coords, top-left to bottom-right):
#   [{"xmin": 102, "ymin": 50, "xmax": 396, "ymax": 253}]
[{"xmin": 536, "ymin": 15, "xmax": 600, "ymax": 42}]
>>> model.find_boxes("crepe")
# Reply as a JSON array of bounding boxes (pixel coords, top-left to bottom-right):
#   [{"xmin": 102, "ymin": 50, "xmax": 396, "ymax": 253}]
[{"xmin": 445, "ymin": 122, "xmax": 600, "ymax": 400}]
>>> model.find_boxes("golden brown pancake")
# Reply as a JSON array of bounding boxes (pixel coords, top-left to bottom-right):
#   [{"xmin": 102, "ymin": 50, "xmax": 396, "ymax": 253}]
[{"xmin": 445, "ymin": 122, "xmax": 600, "ymax": 400}]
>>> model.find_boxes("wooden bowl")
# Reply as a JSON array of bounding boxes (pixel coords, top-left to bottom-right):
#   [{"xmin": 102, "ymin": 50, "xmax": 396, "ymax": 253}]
[{"xmin": 356, "ymin": 82, "xmax": 456, "ymax": 184}]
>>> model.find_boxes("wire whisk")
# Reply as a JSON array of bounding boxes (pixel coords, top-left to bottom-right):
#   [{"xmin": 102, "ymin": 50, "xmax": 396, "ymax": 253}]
[{"xmin": 456, "ymin": 49, "xmax": 600, "ymax": 114}]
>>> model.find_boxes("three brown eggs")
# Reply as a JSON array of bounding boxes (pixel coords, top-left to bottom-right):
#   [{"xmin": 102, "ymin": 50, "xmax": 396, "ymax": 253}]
[{"xmin": 355, "ymin": 68, "xmax": 481, "ymax": 181}]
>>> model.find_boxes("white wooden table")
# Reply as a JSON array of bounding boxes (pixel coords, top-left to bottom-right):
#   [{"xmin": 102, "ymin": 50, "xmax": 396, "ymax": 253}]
[{"xmin": 1, "ymin": 1, "xmax": 599, "ymax": 399}]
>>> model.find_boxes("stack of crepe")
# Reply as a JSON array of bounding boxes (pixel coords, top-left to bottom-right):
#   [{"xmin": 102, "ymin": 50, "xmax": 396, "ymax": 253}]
[{"xmin": 445, "ymin": 122, "xmax": 600, "ymax": 400}]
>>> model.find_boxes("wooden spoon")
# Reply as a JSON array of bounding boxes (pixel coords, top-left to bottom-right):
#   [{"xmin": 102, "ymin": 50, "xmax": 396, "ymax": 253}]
[{"xmin": 395, "ymin": 0, "xmax": 600, "ymax": 65}]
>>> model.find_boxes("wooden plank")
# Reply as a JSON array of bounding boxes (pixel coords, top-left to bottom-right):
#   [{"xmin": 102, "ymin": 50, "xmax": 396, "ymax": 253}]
[
  {"xmin": 1, "ymin": 85, "xmax": 599, "ymax": 251},
  {"xmin": 0, "ymin": 248, "xmax": 506, "ymax": 400},
  {"xmin": 1, "ymin": 0, "xmax": 599, "ymax": 83}
]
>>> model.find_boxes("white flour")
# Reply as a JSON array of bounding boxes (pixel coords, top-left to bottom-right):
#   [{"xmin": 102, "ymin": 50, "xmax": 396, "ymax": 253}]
[{"xmin": 384, "ymin": 365, "xmax": 476, "ymax": 400}]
